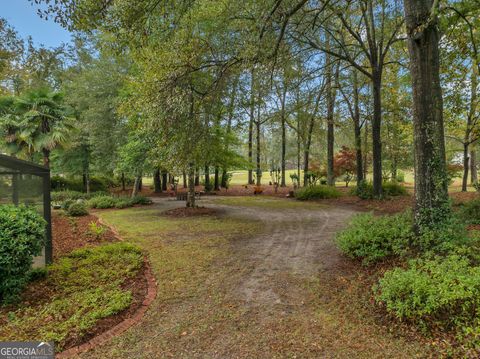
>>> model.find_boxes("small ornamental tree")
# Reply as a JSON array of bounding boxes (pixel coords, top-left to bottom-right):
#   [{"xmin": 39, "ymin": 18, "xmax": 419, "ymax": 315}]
[{"xmin": 334, "ymin": 146, "xmax": 356, "ymax": 187}]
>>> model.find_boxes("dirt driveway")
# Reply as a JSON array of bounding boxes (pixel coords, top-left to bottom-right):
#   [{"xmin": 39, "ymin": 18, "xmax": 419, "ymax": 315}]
[{"xmin": 80, "ymin": 197, "xmax": 430, "ymax": 358}]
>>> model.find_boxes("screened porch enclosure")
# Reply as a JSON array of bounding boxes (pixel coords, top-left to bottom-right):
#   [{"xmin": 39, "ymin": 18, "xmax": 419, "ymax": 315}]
[{"xmin": 0, "ymin": 154, "xmax": 52, "ymax": 266}]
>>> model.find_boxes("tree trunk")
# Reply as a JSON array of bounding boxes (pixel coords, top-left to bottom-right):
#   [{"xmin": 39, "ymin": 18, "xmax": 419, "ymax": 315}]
[
  {"xmin": 162, "ymin": 171, "xmax": 168, "ymax": 191},
  {"xmin": 85, "ymin": 173, "xmax": 90, "ymax": 195},
  {"xmin": 256, "ymin": 119, "xmax": 262, "ymax": 186},
  {"xmin": 137, "ymin": 177, "xmax": 142, "ymax": 192},
  {"xmin": 297, "ymin": 132, "xmax": 301, "ymax": 187},
  {"xmin": 248, "ymin": 68, "xmax": 255, "ymax": 185},
  {"xmin": 462, "ymin": 143, "xmax": 470, "ymax": 192},
  {"xmin": 471, "ymin": 149, "xmax": 478, "ymax": 185},
  {"xmin": 221, "ymin": 170, "xmax": 228, "ymax": 188},
  {"xmin": 280, "ymin": 86, "xmax": 287, "ymax": 187},
  {"xmin": 214, "ymin": 166, "xmax": 220, "ymax": 191},
  {"xmin": 404, "ymin": 0, "xmax": 450, "ymax": 230},
  {"xmin": 131, "ymin": 176, "xmax": 140, "ymax": 198},
  {"xmin": 352, "ymin": 70, "xmax": 364, "ymax": 184},
  {"xmin": 325, "ymin": 36, "xmax": 335, "ymax": 186},
  {"xmin": 121, "ymin": 172, "xmax": 126, "ymax": 191},
  {"xmin": 363, "ymin": 119, "xmax": 369, "ymax": 180},
  {"xmin": 391, "ymin": 157, "xmax": 398, "ymax": 182},
  {"xmin": 371, "ymin": 71, "xmax": 383, "ymax": 197},
  {"xmin": 204, "ymin": 165, "xmax": 210, "ymax": 191},
  {"xmin": 42, "ymin": 149, "xmax": 50, "ymax": 168},
  {"xmin": 183, "ymin": 171, "xmax": 187, "ymax": 188},
  {"xmin": 195, "ymin": 168, "xmax": 200, "ymax": 186},
  {"xmin": 303, "ymin": 149, "xmax": 309, "ymax": 187},
  {"xmin": 186, "ymin": 164, "xmax": 196, "ymax": 208},
  {"xmin": 154, "ymin": 168, "xmax": 162, "ymax": 193},
  {"xmin": 298, "ymin": 116, "xmax": 315, "ymax": 186}
]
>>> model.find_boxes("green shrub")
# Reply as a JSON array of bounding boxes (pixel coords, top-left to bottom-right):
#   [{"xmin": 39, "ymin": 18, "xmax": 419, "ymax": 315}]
[
  {"xmin": 60, "ymin": 199, "xmax": 74, "ymax": 210},
  {"xmin": 350, "ymin": 180, "xmax": 373, "ymax": 199},
  {"xmin": 51, "ymin": 176, "xmax": 110, "ymax": 192},
  {"xmin": 336, "ymin": 212, "xmax": 413, "ymax": 264},
  {"xmin": 0, "ymin": 205, "xmax": 46, "ymax": 304},
  {"xmin": 416, "ymin": 216, "xmax": 469, "ymax": 254},
  {"xmin": 383, "ymin": 181, "xmax": 408, "ymax": 196},
  {"xmin": 295, "ymin": 185, "xmax": 341, "ymax": 200},
  {"xmin": 87, "ymin": 195, "xmax": 117, "ymax": 209},
  {"xmin": 51, "ymin": 190, "xmax": 85, "ymax": 202},
  {"xmin": 130, "ymin": 195, "xmax": 153, "ymax": 205},
  {"xmin": 51, "ymin": 190, "xmax": 110, "ymax": 203},
  {"xmin": 375, "ymin": 255, "xmax": 480, "ymax": 331},
  {"xmin": 457, "ymin": 199, "xmax": 480, "ymax": 224},
  {"xmin": 114, "ymin": 198, "xmax": 133, "ymax": 209},
  {"xmin": 51, "ymin": 176, "xmax": 83, "ymax": 192},
  {"xmin": 396, "ymin": 170, "xmax": 406, "ymax": 183},
  {"xmin": 88, "ymin": 176, "xmax": 109, "ymax": 192},
  {"xmin": 351, "ymin": 181, "xmax": 407, "ymax": 199},
  {"xmin": 66, "ymin": 202, "xmax": 88, "ymax": 217}
]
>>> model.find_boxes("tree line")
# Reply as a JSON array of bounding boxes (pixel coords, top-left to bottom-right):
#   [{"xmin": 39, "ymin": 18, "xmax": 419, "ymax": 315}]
[{"xmin": 0, "ymin": 0, "xmax": 479, "ymax": 229}]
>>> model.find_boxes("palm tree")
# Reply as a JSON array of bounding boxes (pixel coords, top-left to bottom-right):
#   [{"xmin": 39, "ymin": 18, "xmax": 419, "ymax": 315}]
[
  {"xmin": 0, "ymin": 96, "xmax": 31, "ymax": 158},
  {"xmin": 14, "ymin": 89, "xmax": 74, "ymax": 167}
]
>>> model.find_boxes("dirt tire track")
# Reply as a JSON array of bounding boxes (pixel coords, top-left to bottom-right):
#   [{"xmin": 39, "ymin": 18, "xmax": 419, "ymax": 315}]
[{"xmin": 202, "ymin": 199, "xmax": 357, "ymax": 306}]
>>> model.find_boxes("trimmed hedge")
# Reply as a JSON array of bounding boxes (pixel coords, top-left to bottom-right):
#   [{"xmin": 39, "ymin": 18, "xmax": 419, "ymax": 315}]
[
  {"xmin": 295, "ymin": 185, "xmax": 341, "ymax": 200},
  {"xmin": 51, "ymin": 190, "xmax": 109, "ymax": 203},
  {"xmin": 0, "ymin": 205, "xmax": 46, "ymax": 304},
  {"xmin": 87, "ymin": 195, "xmax": 152, "ymax": 209},
  {"xmin": 351, "ymin": 181, "xmax": 407, "ymax": 199}
]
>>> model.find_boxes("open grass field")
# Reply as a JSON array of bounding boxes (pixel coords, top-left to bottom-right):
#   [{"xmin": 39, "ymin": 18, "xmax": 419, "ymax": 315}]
[
  {"xmin": 77, "ymin": 198, "xmax": 433, "ymax": 358},
  {"xmin": 143, "ymin": 168, "xmax": 476, "ymax": 193}
]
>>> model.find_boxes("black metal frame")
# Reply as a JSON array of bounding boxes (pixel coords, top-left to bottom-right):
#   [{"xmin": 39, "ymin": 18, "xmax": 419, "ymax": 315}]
[{"xmin": 0, "ymin": 154, "xmax": 52, "ymax": 265}]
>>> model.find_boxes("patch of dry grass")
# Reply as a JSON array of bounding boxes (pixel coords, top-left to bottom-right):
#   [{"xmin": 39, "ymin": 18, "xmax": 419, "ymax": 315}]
[{"xmin": 80, "ymin": 206, "xmax": 431, "ymax": 358}]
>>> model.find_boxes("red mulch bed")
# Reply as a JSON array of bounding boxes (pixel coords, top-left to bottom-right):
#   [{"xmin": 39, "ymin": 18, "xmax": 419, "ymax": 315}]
[
  {"xmin": 12, "ymin": 212, "xmax": 150, "ymax": 352},
  {"xmin": 163, "ymin": 206, "xmax": 219, "ymax": 217},
  {"xmin": 52, "ymin": 212, "xmax": 117, "ymax": 258}
]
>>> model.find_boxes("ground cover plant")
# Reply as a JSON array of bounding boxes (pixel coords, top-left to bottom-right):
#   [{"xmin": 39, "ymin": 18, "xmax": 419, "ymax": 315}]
[
  {"xmin": 457, "ymin": 198, "xmax": 480, "ymax": 224},
  {"xmin": 0, "ymin": 242, "xmax": 143, "ymax": 351}
]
